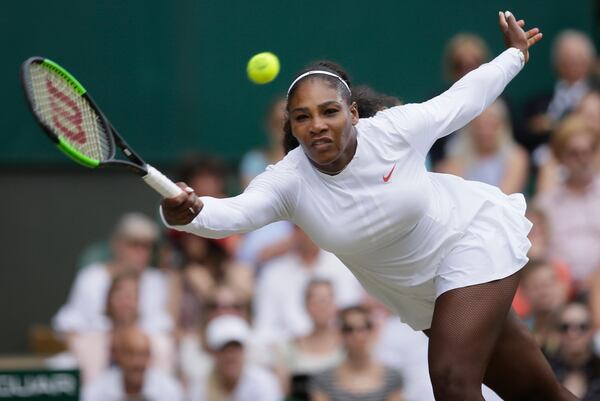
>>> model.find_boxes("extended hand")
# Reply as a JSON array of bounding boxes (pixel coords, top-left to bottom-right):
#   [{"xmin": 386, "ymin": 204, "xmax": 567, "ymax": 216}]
[
  {"xmin": 499, "ymin": 11, "xmax": 543, "ymax": 63},
  {"xmin": 161, "ymin": 182, "xmax": 203, "ymax": 226}
]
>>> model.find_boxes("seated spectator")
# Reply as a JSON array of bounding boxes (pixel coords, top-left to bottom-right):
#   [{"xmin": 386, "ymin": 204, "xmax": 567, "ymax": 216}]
[
  {"xmin": 548, "ymin": 302, "xmax": 600, "ymax": 401},
  {"xmin": 53, "ymin": 213, "xmax": 172, "ymax": 335},
  {"xmin": 253, "ymin": 226, "xmax": 364, "ymax": 344},
  {"xmin": 279, "ymin": 280, "xmax": 344, "ymax": 398},
  {"xmin": 575, "ymin": 91, "xmax": 600, "ymax": 169},
  {"xmin": 517, "ymin": 30, "xmax": 596, "ymax": 159},
  {"xmin": 310, "ymin": 306, "xmax": 403, "ymax": 401},
  {"xmin": 179, "ymin": 285, "xmax": 251, "ymax": 384},
  {"xmin": 82, "ymin": 326, "xmax": 183, "ymax": 401},
  {"xmin": 519, "ymin": 260, "xmax": 568, "ymax": 355},
  {"xmin": 512, "ymin": 207, "xmax": 573, "ymax": 317},
  {"xmin": 69, "ymin": 273, "xmax": 175, "ymax": 383},
  {"xmin": 239, "ymin": 97, "xmax": 287, "ymax": 188},
  {"xmin": 176, "ymin": 231, "xmax": 253, "ymax": 332},
  {"xmin": 188, "ymin": 314, "xmax": 283, "ymax": 401},
  {"xmin": 437, "ymin": 100, "xmax": 528, "ymax": 194},
  {"xmin": 429, "ymin": 33, "xmax": 490, "ymax": 168},
  {"xmin": 534, "ymin": 115, "xmax": 600, "ymax": 289}
]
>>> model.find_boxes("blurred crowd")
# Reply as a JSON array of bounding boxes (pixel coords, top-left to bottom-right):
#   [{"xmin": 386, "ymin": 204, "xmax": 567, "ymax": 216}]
[{"xmin": 45, "ymin": 29, "xmax": 600, "ymax": 401}]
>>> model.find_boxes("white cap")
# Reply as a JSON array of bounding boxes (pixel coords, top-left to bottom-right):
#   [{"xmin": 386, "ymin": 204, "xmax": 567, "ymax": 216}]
[{"xmin": 205, "ymin": 315, "xmax": 250, "ymax": 350}]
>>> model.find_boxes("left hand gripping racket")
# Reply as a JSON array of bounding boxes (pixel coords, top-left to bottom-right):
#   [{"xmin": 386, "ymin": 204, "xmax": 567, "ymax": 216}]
[{"xmin": 20, "ymin": 57, "xmax": 183, "ymax": 198}]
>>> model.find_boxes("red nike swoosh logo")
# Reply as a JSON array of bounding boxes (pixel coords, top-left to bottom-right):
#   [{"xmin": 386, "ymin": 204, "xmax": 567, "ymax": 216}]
[{"xmin": 383, "ymin": 163, "xmax": 397, "ymax": 183}]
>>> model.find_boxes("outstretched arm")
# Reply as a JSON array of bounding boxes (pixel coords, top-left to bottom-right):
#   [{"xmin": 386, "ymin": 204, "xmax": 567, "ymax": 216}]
[
  {"xmin": 379, "ymin": 11, "xmax": 542, "ymax": 158},
  {"xmin": 161, "ymin": 168, "xmax": 296, "ymax": 238}
]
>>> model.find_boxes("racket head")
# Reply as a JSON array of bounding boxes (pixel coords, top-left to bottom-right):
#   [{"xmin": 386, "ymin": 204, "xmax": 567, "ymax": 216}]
[{"xmin": 21, "ymin": 57, "xmax": 115, "ymax": 168}]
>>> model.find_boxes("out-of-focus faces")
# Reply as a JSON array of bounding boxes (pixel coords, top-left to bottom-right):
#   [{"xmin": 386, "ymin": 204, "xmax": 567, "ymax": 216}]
[
  {"xmin": 521, "ymin": 265, "xmax": 566, "ymax": 314},
  {"xmin": 450, "ymin": 42, "xmax": 487, "ymax": 81},
  {"xmin": 108, "ymin": 276, "xmax": 139, "ymax": 326},
  {"xmin": 214, "ymin": 342, "xmax": 245, "ymax": 382},
  {"xmin": 469, "ymin": 107, "xmax": 503, "ymax": 154},
  {"xmin": 559, "ymin": 133, "xmax": 598, "ymax": 182},
  {"xmin": 306, "ymin": 282, "xmax": 336, "ymax": 328},
  {"xmin": 112, "ymin": 235, "xmax": 155, "ymax": 274},
  {"xmin": 267, "ymin": 98, "xmax": 288, "ymax": 145},
  {"xmin": 114, "ymin": 328, "xmax": 151, "ymax": 386},
  {"xmin": 525, "ymin": 211, "xmax": 549, "ymax": 259},
  {"xmin": 558, "ymin": 303, "xmax": 593, "ymax": 355},
  {"xmin": 555, "ymin": 35, "xmax": 595, "ymax": 84},
  {"xmin": 188, "ymin": 173, "xmax": 225, "ymax": 198},
  {"xmin": 341, "ymin": 310, "xmax": 373, "ymax": 355},
  {"xmin": 206, "ymin": 286, "xmax": 246, "ymax": 321},
  {"xmin": 577, "ymin": 93, "xmax": 600, "ymax": 132}
]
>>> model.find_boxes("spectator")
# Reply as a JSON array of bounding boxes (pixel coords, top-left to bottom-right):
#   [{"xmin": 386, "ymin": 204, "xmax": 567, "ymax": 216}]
[
  {"xmin": 310, "ymin": 306, "xmax": 403, "ymax": 401},
  {"xmin": 512, "ymin": 207, "xmax": 573, "ymax": 317},
  {"xmin": 82, "ymin": 326, "xmax": 183, "ymax": 401},
  {"xmin": 239, "ymin": 97, "xmax": 287, "ymax": 188},
  {"xmin": 253, "ymin": 226, "xmax": 364, "ymax": 344},
  {"xmin": 179, "ymin": 285, "xmax": 251, "ymax": 384},
  {"xmin": 548, "ymin": 302, "xmax": 600, "ymax": 400},
  {"xmin": 429, "ymin": 33, "xmax": 490, "ymax": 168},
  {"xmin": 176, "ymin": 231, "xmax": 253, "ymax": 331},
  {"xmin": 68, "ymin": 273, "xmax": 176, "ymax": 383},
  {"xmin": 534, "ymin": 115, "xmax": 600, "ymax": 288},
  {"xmin": 53, "ymin": 213, "xmax": 172, "ymax": 335},
  {"xmin": 519, "ymin": 260, "xmax": 568, "ymax": 354},
  {"xmin": 279, "ymin": 279, "xmax": 344, "ymax": 398},
  {"xmin": 517, "ymin": 30, "xmax": 596, "ymax": 159},
  {"xmin": 437, "ymin": 100, "xmax": 529, "ymax": 194},
  {"xmin": 188, "ymin": 314, "xmax": 283, "ymax": 401}
]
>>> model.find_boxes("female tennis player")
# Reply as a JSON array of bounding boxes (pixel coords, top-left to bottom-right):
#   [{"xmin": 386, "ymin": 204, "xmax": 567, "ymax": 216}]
[{"xmin": 162, "ymin": 12, "xmax": 576, "ymax": 400}]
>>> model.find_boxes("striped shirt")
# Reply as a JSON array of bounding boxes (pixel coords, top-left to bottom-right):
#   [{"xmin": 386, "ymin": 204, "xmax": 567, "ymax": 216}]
[{"xmin": 310, "ymin": 366, "xmax": 403, "ymax": 401}]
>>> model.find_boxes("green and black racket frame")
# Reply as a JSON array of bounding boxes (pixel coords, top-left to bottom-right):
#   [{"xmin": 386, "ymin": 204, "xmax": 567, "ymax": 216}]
[{"xmin": 20, "ymin": 56, "xmax": 183, "ymax": 198}]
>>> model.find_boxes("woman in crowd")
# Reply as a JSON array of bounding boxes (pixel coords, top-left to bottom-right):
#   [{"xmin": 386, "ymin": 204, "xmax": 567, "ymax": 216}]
[{"xmin": 310, "ymin": 306, "xmax": 403, "ymax": 401}]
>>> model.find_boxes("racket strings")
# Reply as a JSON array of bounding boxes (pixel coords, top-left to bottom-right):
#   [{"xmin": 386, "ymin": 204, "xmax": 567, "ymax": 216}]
[{"xmin": 29, "ymin": 63, "xmax": 111, "ymax": 162}]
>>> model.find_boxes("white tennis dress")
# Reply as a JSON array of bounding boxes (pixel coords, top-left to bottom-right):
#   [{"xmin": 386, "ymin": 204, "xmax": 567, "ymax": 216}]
[{"xmin": 163, "ymin": 48, "xmax": 532, "ymax": 330}]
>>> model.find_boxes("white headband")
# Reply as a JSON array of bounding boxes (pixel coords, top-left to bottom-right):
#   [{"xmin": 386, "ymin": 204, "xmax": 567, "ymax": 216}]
[{"xmin": 286, "ymin": 70, "xmax": 351, "ymax": 97}]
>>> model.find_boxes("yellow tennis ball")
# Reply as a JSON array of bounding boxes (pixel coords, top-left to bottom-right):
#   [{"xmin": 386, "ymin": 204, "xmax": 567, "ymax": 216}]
[{"xmin": 247, "ymin": 52, "xmax": 280, "ymax": 84}]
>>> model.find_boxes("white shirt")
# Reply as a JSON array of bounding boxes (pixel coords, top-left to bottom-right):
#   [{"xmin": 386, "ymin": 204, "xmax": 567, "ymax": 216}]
[
  {"xmin": 164, "ymin": 48, "xmax": 528, "ymax": 322},
  {"xmin": 53, "ymin": 263, "xmax": 173, "ymax": 334},
  {"xmin": 82, "ymin": 367, "xmax": 184, "ymax": 401},
  {"xmin": 254, "ymin": 250, "xmax": 364, "ymax": 342},
  {"xmin": 188, "ymin": 364, "xmax": 283, "ymax": 401}
]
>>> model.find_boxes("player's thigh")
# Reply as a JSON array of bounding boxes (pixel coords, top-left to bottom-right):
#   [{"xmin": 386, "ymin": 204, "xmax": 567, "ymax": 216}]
[
  {"xmin": 483, "ymin": 312, "xmax": 577, "ymax": 401},
  {"xmin": 427, "ymin": 273, "xmax": 520, "ymax": 382}
]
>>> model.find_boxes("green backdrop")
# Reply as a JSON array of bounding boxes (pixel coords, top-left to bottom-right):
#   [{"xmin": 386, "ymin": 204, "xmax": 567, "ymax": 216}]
[{"xmin": 1, "ymin": 1, "xmax": 597, "ymax": 165}]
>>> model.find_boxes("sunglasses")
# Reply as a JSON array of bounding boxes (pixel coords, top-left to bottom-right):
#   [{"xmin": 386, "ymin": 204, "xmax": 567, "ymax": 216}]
[
  {"xmin": 558, "ymin": 322, "xmax": 591, "ymax": 333},
  {"xmin": 206, "ymin": 302, "xmax": 245, "ymax": 311},
  {"xmin": 341, "ymin": 323, "xmax": 372, "ymax": 334}
]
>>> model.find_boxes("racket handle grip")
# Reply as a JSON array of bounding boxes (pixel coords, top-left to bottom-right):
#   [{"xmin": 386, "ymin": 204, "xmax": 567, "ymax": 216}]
[{"xmin": 143, "ymin": 164, "xmax": 184, "ymax": 198}]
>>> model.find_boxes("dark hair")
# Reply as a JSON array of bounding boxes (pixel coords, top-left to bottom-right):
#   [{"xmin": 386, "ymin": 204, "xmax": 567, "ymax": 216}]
[
  {"xmin": 283, "ymin": 60, "xmax": 401, "ymax": 154},
  {"xmin": 178, "ymin": 153, "xmax": 227, "ymax": 184},
  {"xmin": 338, "ymin": 305, "xmax": 372, "ymax": 327}
]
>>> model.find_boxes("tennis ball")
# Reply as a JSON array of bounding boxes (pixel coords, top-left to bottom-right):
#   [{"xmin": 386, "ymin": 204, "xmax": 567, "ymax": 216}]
[{"xmin": 247, "ymin": 52, "xmax": 280, "ymax": 84}]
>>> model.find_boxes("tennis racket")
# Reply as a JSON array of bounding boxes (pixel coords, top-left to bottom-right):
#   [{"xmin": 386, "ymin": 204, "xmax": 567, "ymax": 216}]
[{"xmin": 20, "ymin": 56, "xmax": 183, "ymax": 198}]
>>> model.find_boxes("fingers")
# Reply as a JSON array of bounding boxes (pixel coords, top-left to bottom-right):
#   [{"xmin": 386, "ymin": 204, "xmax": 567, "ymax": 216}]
[
  {"xmin": 505, "ymin": 11, "xmax": 522, "ymax": 32},
  {"xmin": 517, "ymin": 19, "xmax": 525, "ymax": 28},
  {"xmin": 161, "ymin": 181, "xmax": 203, "ymax": 225},
  {"xmin": 498, "ymin": 11, "xmax": 509, "ymax": 32},
  {"xmin": 528, "ymin": 32, "xmax": 544, "ymax": 47}
]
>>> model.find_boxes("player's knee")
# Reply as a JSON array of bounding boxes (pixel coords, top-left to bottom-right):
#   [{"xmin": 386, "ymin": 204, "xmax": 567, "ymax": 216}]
[{"xmin": 429, "ymin": 362, "xmax": 482, "ymax": 401}]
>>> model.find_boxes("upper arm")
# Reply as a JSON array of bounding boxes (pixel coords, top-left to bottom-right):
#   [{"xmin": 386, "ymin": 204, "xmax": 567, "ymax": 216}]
[
  {"xmin": 373, "ymin": 48, "xmax": 523, "ymax": 158},
  {"xmin": 387, "ymin": 390, "xmax": 404, "ymax": 401}
]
